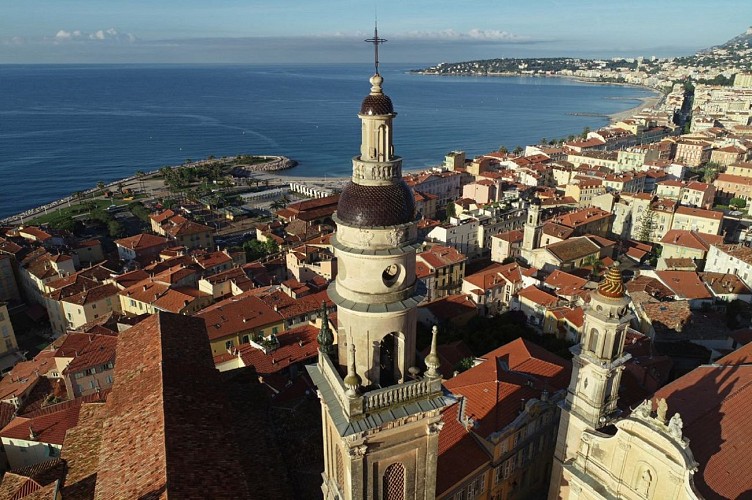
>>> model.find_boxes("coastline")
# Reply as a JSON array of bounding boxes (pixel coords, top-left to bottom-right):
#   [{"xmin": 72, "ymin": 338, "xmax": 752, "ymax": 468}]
[{"xmin": 3, "ymin": 75, "xmax": 664, "ymax": 224}]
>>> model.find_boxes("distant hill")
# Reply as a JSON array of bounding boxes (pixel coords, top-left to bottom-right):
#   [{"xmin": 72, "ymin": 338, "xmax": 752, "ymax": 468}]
[{"xmin": 700, "ymin": 26, "xmax": 752, "ymax": 54}]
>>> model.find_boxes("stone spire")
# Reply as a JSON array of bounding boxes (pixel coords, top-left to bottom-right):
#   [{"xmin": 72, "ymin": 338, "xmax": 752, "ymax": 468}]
[
  {"xmin": 425, "ymin": 325, "xmax": 441, "ymax": 379},
  {"xmin": 343, "ymin": 341, "xmax": 361, "ymax": 397},
  {"xmin": 316, "ymin": 301, "xmax": 334, "ymax": 357}
]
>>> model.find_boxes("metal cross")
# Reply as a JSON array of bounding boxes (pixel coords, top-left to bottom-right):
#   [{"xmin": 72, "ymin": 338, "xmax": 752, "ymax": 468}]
[{"xmin": 364, "ymin": 23, "xmax": 387, "ymax": 74}]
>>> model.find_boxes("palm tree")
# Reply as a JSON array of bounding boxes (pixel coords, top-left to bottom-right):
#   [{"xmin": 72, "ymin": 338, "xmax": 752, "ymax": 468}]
[
  {"xmin": 135, "ymin": 170, "xmax": 145, "ymax": 194},
  {"xmin": 583, "ymin": 255, "xmax": 605, "ymax": 279}
]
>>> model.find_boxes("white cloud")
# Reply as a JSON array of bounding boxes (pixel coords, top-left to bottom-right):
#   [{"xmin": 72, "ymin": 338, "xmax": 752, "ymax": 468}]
[
  {"xmin": 52, "ymin": 28, "xmax": 137, "ymax": 43},
  {"xmin": 401, "ymin": 28, "xmax": 529, "ymax": 43}
]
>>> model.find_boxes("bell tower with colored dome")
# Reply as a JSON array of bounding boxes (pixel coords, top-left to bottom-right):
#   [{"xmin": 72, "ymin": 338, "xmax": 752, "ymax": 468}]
[
  {"xmin": 308, "ymin": 25, "xmax": 449, "ymax": 500},
  {"xmin": 549, "ymin": 264, "xmax": 634, "ymax": 498},
  {"xmin": 328, "ymin": 28, "xmax": 422, "ymax": 387}
]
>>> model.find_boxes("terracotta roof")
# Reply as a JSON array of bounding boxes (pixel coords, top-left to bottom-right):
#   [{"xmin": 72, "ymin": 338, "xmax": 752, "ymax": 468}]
[
  {"xmin": 626, "ymin": 275, "xmax": 675, "ymax": 301},
  {"xmin": 714, "ymin": 173, "xmax": 752, "ymax": 186},
  {"xmin": 114, "ymin": 233, "xmax": 169, "ymax": 251},
  {"xmin": 640, "ymin": 300, "xmax": 693, "ymax": 334},
  {"xmin": 61, "ymin": 283, "xmax": 119, "ymax": 307},
  {"xmin": 660, "ymin": 230, "xmax": 724, "ymax": 251},
  {"xmin": 544, "ymin": 269, "xmax": 587, "ymax": 291},
  {"xmin": 111, "ymin": 269, "xmax": 150, "ymax": 289},
  {"xmin": 418, "ymin": 244, "xmax": 467, "ymax": 267},
  {"xmin": 518, "ymin": 285, "xmax": 558, "ymax": 307},
  {"xmin": 0, "ymin": 399, "xmax": 84, "ymax": 445},
  {"xmin": 698, "ymin": 272, "xmax": 752, "ymax": 296},
  {"xmin": 436, "ymin": 403, "xmax": 490, "ymax": 497},
  {"xmin": 655, "ymin": 271, "xmax": 712, "ymax": 300},
  {"xmin": 164, "ymin": 219, "xmax": 213, "ymax": 237},
  {"xmin": 196, "ymin": 291, "xmax": 283, "ymax": 341},
  {"xmin": 492, "ymin": 229, "xmax": 524, "ymax": 244},
  {"xmin": 545, "ymin": 237, "xmax": 599, "ymax": 263},
  {"xmin": 62, "ymin": 334, "xmax": 117, "ymax": 375},
  {"xmin": 674, "ymin": 206, "xmax": 723, "ymax": 221},
  {"xmin": 149, "ymin": 209, "xmax": 176, "ymax": 224},
  {"xmin": 0, "ymin": 351, "xmax": 55, "ymax": 402},
  {"xmin": 653, "ymin": 343, "xmax": 752, "ymax": 499},
  {"xmin": 60, "ymin": 402, "xmax": 107, "ymax": 498},
  {"xmin": 541, "ymin": 222, "xmax": 574, "ymax": 240},
  {"xmin": 94, "ymin": 312, "xmax": 256, "ymax": 498},
  {"xmin": 444, "ymin": 338, "xmax": 570, "ymax": 437},
  {"xmin": 217, "ymin": 323, "xmax": 319, "ymax": 374},
  {"xmin": 419, "ymin": 294, "xmax": 478, "ymax": 323}
]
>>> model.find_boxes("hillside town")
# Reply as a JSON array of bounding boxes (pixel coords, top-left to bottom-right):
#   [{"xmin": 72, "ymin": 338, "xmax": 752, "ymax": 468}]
[{"xmin": 2, "ymin": 32, "xmax": 752, "ymax": 500}]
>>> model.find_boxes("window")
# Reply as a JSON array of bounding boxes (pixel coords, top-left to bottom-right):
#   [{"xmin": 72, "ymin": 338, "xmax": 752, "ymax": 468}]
[
  {"xmin": 92, "ymin": 303, "xmax": 96, "ymax": 309},
  {"xmin": 105, "ymin": 376, "xmax": 113, "ymax": 385},
  {"xmin": 4, "ymin": 339, "xmax": 12, "ymax": 350},
  {"xmin": 89, "ymin": 380, "xmax": 96, "ymax": 389},
  {"xmin": 1, "ymin": 326, "xmax": 8, "ymax": 338},
  {"xmin": 272, "ymin": 327, "xmax": 278, "ymax": 335},
  {"xmin": 226, "ymin": 340, "xmax": 234, "ymax": 349}
]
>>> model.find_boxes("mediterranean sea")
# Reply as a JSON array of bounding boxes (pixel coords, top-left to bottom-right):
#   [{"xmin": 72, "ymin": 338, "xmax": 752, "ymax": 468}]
[{"xmin": 0, "ymin": 63, "xmax": 657, "ymax": 219}]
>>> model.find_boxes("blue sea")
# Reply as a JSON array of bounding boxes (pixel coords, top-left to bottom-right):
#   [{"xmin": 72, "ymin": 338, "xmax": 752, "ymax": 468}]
[{"xmin": 0, "ymin": 63, "xmax": 656, "ymax": 219}]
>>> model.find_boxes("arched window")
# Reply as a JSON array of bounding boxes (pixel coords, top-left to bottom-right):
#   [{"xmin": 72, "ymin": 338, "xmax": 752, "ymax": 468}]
[
  {"xmin": 588, "ymin": 328, "xmax": 599, "ymax": 354},
  {"xmin": 383, "ymin": 462, "xmax": 405, "ymax": 500},
  {"xmin": 336, "ymin": 449, "xmax": 344, "ymax": 491}
]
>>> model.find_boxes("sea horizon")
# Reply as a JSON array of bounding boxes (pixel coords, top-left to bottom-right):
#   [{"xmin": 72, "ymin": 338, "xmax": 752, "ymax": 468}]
[{"xmin": 0, "ymin": 63, "xmax": 657, "ymax": 219}]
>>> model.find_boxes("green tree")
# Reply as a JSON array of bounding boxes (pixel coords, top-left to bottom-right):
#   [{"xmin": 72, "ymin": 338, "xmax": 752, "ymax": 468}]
[
  {"xmin": 107, "ymin": 220, "xmax": 125, "ymax": 238},
  {"xmin": 453, "ymin": 357, "xmax": 475, "ymax": 374},
  {"xmin": 498, "ymin": 146, "xmax": 508, "ymax": 155},
  {"xmin": 513, "ymin": 146, "xmax": 523, "ymax": 155},
  {"xmin": 581, "ymin": 126, "xmax": 591, "ymax": 139},
  {"xmin": 730, "ymin": 197, "xmax": 747, "ymax": 209},
  {"xmin": 583, "ymin": 254, "xmax": 605, "ymax": 279},
  {"xmin": 444, "ymin": 201, "xmax": 457, "ymax": 221},
  {"xmin": 637, "ymin": 205, "xmax": 656, "ymax": 242}
]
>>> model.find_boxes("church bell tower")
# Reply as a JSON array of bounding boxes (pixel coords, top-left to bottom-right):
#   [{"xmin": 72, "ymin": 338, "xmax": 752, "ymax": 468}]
[
  {"xmin": 549, "ymin": 265, "xmax": 633, "ymax": 498},
  {"xmin": 308, "ymin": 25, "xmax": 450, "ymax": 500}
]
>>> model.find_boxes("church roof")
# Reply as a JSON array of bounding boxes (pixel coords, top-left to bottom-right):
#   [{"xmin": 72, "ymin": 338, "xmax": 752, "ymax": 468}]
[{"xmin": 653, "ymin": 343, "xmax": 752, "ymax": 500}]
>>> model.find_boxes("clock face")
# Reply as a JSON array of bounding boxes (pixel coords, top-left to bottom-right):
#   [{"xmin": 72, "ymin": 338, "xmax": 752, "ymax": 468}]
[{"xmin": 382, "ymin": 263, "xmax": 401, "ymax": 286}]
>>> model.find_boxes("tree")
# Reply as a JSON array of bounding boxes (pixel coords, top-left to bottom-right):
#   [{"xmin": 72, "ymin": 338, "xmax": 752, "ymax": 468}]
[
  {"xmin": 636, "ymin": 205, "xmax": 656, "ymax": 242},
  {"xmin": 730, "ymin": 197, "xmax": 747, "ymax": 209},
  {"xmin": 583, "ymin": 254, "xmax": 605, "ymax": 279},
  {"xmin": 513, "ymin": 146, "xmax": 523, "ymax": 155},
  {"xmin": 498, "ymin": 146, "xmax": 508, "ymax": 155},
  {"xmin": 444, "ymin": 201, "xmax": 457, "ymax": 221},
  {"xmin": 581, "ymin": 126, "xmax": 591, "ymax": 139},
  {"xmin": 97, "ymin": 181, "xmax": 105, "ymax": 192},
  {"xmin": 540, "ymin": 137, "xmax": 547, "ymax": 145}
]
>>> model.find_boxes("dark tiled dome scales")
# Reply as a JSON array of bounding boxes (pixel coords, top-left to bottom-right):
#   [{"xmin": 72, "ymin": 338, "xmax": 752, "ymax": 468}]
[
  {"xmin": 360, "ymin": 93, "xmax": 394, "ymax": 115},
  {"xmin": 337, "ymin": 181, "xmax": 416, "ymax": 227}
]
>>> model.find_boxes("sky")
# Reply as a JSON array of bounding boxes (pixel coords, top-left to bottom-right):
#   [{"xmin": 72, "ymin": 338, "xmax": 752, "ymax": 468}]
[{"xmin": 1, "ymin": 1, "xmax": 751, "ymax": 64}]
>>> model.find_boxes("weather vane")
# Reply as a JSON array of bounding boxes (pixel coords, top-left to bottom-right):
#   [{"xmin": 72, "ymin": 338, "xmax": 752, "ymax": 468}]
[{"xmin": 364, "ymin": 22, "xmax": 387, "ymax": 75}]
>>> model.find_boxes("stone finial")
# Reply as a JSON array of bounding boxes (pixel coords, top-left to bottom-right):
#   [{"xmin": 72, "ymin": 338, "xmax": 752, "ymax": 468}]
[
  {"xmin": 343, "ymin": 342, "xmax": 361, "ymax": 398},
  {"xmin": 425, "ymin": 325, "xmax": 441, "ymax": 379},
  {"xmin": 316, "ymin": 301, "xmax": 334, "ymax": 356}
]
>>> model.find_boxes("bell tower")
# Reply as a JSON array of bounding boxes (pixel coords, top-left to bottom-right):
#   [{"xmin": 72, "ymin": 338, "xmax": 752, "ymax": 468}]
[
  {"xmin": 549, "ymin": 264, "xmax": 633, "ymax": 498},
  {"xmin": 308, "ymin": 25, "xmax": 450, "ymax": 500},
  {"xmin": 521, "ymin": 198, "xmax": 542, "ymax": 264}
]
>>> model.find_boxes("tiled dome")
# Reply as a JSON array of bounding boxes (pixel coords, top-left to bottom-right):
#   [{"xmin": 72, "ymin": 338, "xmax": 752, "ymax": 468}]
[
  {"xmin": 337, "ymin": 181, "xmax": 415, "ymax": 227},
  {"xmin": 360, "ymin": 93, "xmax": 394, "ymax": 115},
  {"xmin": 598, "ymin": 265, "xmax": 625, "ymax": 298}
]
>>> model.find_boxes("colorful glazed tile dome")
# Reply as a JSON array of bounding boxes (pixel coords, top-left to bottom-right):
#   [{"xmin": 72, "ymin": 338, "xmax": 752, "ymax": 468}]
[
  {"xmin": 598, "ymin": 265, "xmax": 625, "ymax": 298},
  {"xmin": 336, "ymin": 181, "xmax": 415, "ymax": 227}
]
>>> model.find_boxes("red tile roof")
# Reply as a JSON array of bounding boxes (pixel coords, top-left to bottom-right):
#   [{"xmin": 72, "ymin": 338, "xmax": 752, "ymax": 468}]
[
  {"xmin": 444, "ymin": 338, "xmax": 570, "ymax": 437},
  {"xmin": 0, "ymin": 399, "xmax": 84, "ymax": 445},
  {"xmin": 674, "ymin": 206, "xmax": 724, "ymax": 221},
  {"xmin": 518, "ymin": 285, "xmax": 558, "ymax": 307},
  {"xmin": 94, "ymin": 312, "xmax": 255, "ymax": 498},
  {"xmin": 653, "ymin": 343, "xmax": 752, "ymax": 499},
  {"xmin": 655, "ymin": 271, "xmax": 712, "ymax": 300},
  {"xmin": 196, "ymin": 291, "xmax": 283, "ymax": 341},
  {"xmin": 436, "ymin": 403, "xmax": 490, "ymax": 496},
  {"xmin": 217, "ymin": 323, "xmax": 319, "ymax": 374},
  {"xmin": 114, "ymin": 233, "xmax": 169, "ymax": 251},
  {"xmin": 660, "ymin": 230, "xmax": 724, "ymax": 251}
]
